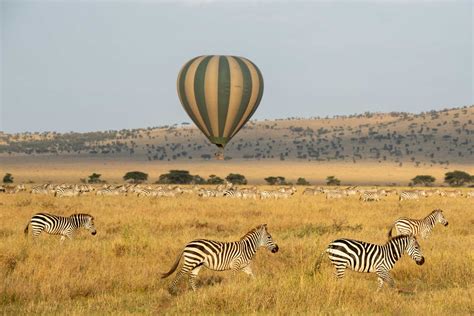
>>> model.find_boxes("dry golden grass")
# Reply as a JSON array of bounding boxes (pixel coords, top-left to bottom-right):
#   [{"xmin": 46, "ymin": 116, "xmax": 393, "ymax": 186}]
[{"xmin": 0, "ymin": 191, "xmax": 473, "ymax": 314}]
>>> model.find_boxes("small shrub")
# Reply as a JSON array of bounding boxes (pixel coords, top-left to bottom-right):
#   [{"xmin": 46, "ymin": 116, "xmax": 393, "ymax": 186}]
[
  {"xmin": 296, "ymin": 177, "xmax": 310, "ymax": 185},
  {"xmin": 326, "ymin": 176, "xmax": 341, "ymax": 186},
  {"xmin": 2, "ymin": 173, "xmax": 13, "ymax": 184},
  {"xmin": 226, "ymin": 173, "xmax": 247, "ymax": 185},
  {"xmin": 123, "ymin": 171, "xmax": 148, "ymax": 183}
]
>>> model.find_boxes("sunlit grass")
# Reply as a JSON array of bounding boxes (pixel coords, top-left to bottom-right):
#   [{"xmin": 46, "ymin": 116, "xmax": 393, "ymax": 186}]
[{"xmin": 0, "ymin": 191, "xmax": 472, "ymax": 314}]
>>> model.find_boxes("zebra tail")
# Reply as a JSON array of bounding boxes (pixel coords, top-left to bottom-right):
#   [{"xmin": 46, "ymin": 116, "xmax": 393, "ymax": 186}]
[
  {"xmin": 161, "ymin": 250, "xmax": 183, "ymax": 279},
  {"xmin": 24, "ymin": 221, "xmax": 30, "ymax": 237},
  {"xmin": 313, "ymin": 250, "xmax": 327, "ymax": 273}
]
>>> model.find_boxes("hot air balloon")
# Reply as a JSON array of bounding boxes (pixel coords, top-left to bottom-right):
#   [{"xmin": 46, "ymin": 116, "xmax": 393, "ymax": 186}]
[{"xmin": 177, "ymin": 55, "xmax": 264, "ymax": 158}]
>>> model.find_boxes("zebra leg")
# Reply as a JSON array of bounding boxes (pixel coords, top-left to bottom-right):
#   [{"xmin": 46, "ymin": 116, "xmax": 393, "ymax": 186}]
[
  {"xmin": 168, "ymin": 270, "xmax": 186, "ymax": 295},
  {"xmin": 241, "ymin": 265, "xmax": 255, "ymax": 278},
  {"xmin": 376, "ymin": 270, "xmax": 395, "ymax": 291},
  {"xmin": 189, "ymin": 265, "xmax": 202, "ymax": 291},
  {"xmin": 333, "ymin": 262, "xmax": 347, "ymax": 279}
]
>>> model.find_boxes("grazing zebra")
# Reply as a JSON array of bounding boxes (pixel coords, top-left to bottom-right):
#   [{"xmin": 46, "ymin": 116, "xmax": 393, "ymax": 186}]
[
  {"xmin": 161, "ymin": 224, "xmax": 279, "ymax": 294},
  {"xmin": 54, "ymin": 187, "xmax": 80, "ymax": 197},
  {"xmin": 326, "ymin": 235, "xmax": 424, "ymax": 290},
  {"xmin": 223, "ymin": 189, "xmax": 242, "ymax": 198},
  {"xmin": 399, "ymin": 191, "xmax": 421, "ymax": 201},
  {"xmin": 388, "ymin": 209, "xmax": 449, "ymax": 239},
  {"xmin": 360, "ymin": 192, "xmax": 381, "ymax": 202},
  {"xmin": 326, "ymin": 191, "xmax": 344, "ymax": 199},
  {"xmin": 24, "ymin": 213, "xmax": 97, "ymax": 242},
  {"xmin": 303, "ymin": 188, "xmax": 320, "ymax": 196}
]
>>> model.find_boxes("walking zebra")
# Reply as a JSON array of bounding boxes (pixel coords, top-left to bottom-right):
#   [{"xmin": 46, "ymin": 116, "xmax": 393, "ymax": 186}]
[
  {"xmin": 326, "ymin": 235, "xmax": 424, "ymax": 290},
  {"xmin": 359, "ymin": 192, "xmax": 381, "ymax": 202},
  {"xmin": 388, "ymin": 209, "xmax": 449, "ymax": 239},
  {"xmin": 399, "ymin": 191, "xmax": 422, "ymax": 201},
  {"xmin": 161, "ymin": 224, "xmax": 279, "ymax": 294},
  {"xmin": 24, "ymin": 213, "xmax": 97, "ymax": 242}
]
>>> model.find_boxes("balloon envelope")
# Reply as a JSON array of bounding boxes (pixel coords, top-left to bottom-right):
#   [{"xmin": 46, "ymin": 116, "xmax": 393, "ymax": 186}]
[{"xmin": 177, "ymin": 55, "xmax": 264, "ymax": 148}]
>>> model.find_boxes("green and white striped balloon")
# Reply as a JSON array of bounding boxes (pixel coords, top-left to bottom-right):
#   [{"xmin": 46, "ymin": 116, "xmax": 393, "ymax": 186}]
[{"xmin": 177, "ymin": 55, "xmax": 264, "ymax": 148}]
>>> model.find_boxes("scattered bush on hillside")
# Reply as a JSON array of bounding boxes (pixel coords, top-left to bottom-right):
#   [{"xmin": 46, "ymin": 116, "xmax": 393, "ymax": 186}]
[
  {"xmin": 123, "ymin": 171, "xmax": 148, "ymax": 183},
  {"xmin": 410, "ymin": 175, "xmax": 435, "ymax": 187},
  {"xmin": 326, "ymin": 176, "xmax": 341, "ymax": 186},
  {"xmin": 226, "ymin": 173, "xmax": 247, "ymax": 185},
  {"xmin": 444, "ymin": 170, "xmax": 472, "ymax": 187}
]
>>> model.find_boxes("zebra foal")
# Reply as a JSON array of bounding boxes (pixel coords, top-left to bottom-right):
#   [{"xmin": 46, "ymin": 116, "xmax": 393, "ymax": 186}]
[
  {"xmin": 24, "ymin": 213, "xmax": 97, "ymax": 242},
  {"xmin": 161, "ymin": 224, "xmax": 279, "ymax": 294},
  {"xmin": 388, "ymin": 209, "xmax": 448, "ymax": 239},
  {"xmin": 326, "ymin": 235, "xmax": 424, "ymax": 290}
]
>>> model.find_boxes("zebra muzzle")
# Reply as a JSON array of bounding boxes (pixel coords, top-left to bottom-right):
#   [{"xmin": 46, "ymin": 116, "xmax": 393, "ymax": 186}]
[
  {"xmin": 416, "ymin": 257, "xmax": 425, "ymax": 265},
  {"xmin": 444, "ymin": 222, "xmax": 449, "ymax": 226},
  {"xmin": 92, "ymin": 231, "xmax": 97, "ymax": 235},
  {"xmin": 271, "ymin": 245, "xmax": 279, "ymax": 253}
]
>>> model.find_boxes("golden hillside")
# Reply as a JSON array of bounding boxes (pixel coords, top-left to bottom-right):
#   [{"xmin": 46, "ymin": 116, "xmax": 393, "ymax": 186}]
[{"xmin": 1, "ymin": 106, "xmax": 472, "ymax": 166}]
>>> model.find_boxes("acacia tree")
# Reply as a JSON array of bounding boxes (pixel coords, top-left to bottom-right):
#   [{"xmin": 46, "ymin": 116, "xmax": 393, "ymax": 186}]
[
  {"xmin": 2, "ymin": 173, "xmax": 13, "ymax": 184},
  {"xmin": 226, "ymin": 173, "xmax": 247, "ymax": 185},
  {"xmin": 444, "ymin": 170, "xmax": 471, "ymax": 187},
  {"xmin": 326, "ymin": 176, "xmax": 341, "ymax": 186},
  {"xmin": 123, "ymin": 171, "xmax": 148, "ymax": 183},
  {"xmin": 410, "ymin": 175, "xmax": 436, "ymax": 187}
]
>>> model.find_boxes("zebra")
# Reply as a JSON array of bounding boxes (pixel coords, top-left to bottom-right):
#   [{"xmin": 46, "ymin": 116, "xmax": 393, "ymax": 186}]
[
  {"xmin": 326, "ymin": 235, "xmax": 424, "ymax": 290},
  {"xmin": 223, "ymin": 189, "xmax": 242, "ymax": 198},
  {"xmin": 399, "ymin": 191, "xmax": 421, "ymax": 201},
  {"xmin": 161, "ymin": 224, "xmax": 279, "ymax": 294},
  {"xmin": 388, "ymin": 209, "xmax": 449, "ymax": 239},
  {"xmin": 326, "ymin": 191, "xmax": 344, "ymax": 199},
  {"xmin": 359, "ymin": 192, "xmax": 381, "ymax": 202},
  {"xmin": 54, "ymin": 187, "xmax": 80, "ymax": 197},
  {"xmin": 24, "ymin": 213, "xmax": 97, "ymax": 242}
]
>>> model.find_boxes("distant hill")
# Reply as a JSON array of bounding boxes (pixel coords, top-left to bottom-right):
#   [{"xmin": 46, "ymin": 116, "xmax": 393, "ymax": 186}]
[{"xmin": 1, "ymin": 105, "xmax": 473, "ymax": 166}]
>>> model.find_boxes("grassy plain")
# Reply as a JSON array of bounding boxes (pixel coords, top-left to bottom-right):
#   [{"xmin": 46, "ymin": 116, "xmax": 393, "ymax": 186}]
[
  {"xmin": 1, "ymin": 157, "xmax": 472, "ymax": 185},
  {"xmin": 0, "ymin": 190, "xmax": 472, "ymax": 315}
]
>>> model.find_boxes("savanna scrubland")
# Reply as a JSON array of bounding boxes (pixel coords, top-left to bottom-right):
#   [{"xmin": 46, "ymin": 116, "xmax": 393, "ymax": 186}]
[{"xmin": 1, "ymin": 191, "xmax": 472, "ymax": 314}]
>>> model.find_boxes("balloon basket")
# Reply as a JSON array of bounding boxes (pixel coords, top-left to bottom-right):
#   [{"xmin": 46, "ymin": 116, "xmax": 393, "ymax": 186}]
[{"xmin": 215, "ymin": 148, "xmax": 225, "ymax": 160}]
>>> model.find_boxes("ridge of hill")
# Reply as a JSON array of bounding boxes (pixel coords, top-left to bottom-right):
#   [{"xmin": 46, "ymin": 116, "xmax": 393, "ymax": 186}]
[{"xmin": 1, "ymin": 105, "xmax": 473, "ymax": 165}]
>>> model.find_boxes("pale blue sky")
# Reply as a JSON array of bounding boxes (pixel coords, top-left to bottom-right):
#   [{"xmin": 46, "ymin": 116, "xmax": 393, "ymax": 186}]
[{"xmin": 1, "ymin": 0, "xmax": 472, "ymax": 133}]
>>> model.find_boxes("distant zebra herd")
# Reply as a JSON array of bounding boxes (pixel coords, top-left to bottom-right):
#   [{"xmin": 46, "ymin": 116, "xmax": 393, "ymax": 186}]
[
  {"xmin": 21, "ymin": 206, "xmax": 449, "ymax": 294},
  {"xmin": 1, "ymin": 183, "xmax": 472, "ymax": 201}
]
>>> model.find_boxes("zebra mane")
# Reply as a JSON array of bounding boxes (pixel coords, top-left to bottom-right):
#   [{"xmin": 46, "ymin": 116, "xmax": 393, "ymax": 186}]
[
  {"xmin": 430, "ymin": 209, "xmax": 442, "ymax": 215},
  {"xmin": 239, "ymin": 225, "xmax": 265, "ymax": 241},
  {"xmin": 69, "ymin": 213, "xmax": 93, "ymax": 219},
  {"xmin": 387, "ymin": 234, "xmax": 411, "ymax": 243}
]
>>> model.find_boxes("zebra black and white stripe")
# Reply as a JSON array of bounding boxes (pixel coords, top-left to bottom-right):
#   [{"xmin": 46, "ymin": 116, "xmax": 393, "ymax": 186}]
[
  {"xmin": 24, "ymin": 213, "xmax": 97, "ymax": 242},
  {"xmin": 359, "ymin": 192, "xmax": 381, "ymax": 202},
  {"xmin": 399, "ymin": 191, "xmax": 422, "ymax": 201},
  {"xmin": 161, "ymin": 224, "xmax": 279, "ymax": 294},
  {"xmin": 326, "ymin": 235, "xmax": 424, "ymax": 290},
  {"xmin": 388, "ymin": 209, "xmax": 449, "ymax": 239}
]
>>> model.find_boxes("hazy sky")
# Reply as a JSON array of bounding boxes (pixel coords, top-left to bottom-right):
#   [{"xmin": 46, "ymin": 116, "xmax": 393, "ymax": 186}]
[{"xmin": 1, "ymin": 0, "xmax": 472, "ymax": 133}]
